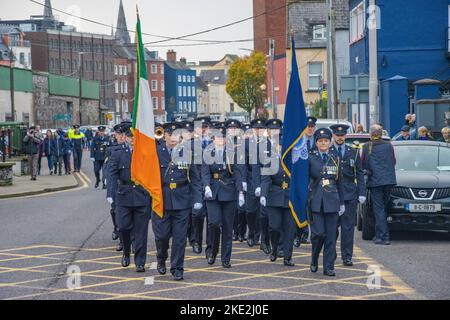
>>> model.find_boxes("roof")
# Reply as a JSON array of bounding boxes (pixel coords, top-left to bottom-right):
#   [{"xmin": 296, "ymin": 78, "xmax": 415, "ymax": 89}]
[
  {"xmin": 196, "ymin": 76, "xmax": 208, "ymax": 91},
  {"xmin": 165, "ymin": 60, "xmax": 192, "ymax": 71},
  {"xmin": 0, "ymin": 25, "xmax": 23, "ymax": 35},
  {"xmin": 199, "ymin": 69, "xmax": 227, "ymax": 85}
]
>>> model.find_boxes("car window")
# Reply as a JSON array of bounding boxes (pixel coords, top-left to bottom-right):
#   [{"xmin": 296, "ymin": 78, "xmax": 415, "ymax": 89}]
[
  {"xmin": 438, "ymin": 146, "xmax": 450, "ymax": 170},
  {"xmin": 395, "ymin": 145, "xmax": 439, "ymax": 171}
]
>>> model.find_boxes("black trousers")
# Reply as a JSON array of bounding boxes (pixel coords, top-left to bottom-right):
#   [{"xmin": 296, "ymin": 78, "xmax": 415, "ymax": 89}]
[
  {"xmin": 206, "ymin": 200, "xmax": 236, "ymax": 264},
  {"xmin": 73, "ymin": 148, "xmax": 83, "ymax": 171},
  {"xmin": 115, "ymin": 205, "xmax": 150, "ymax": 267},
  {"xmin": 234, "ymin": 207, "xmax": 247, "ymax": 237},
  {"xmin": 338, "ymin": 200, "xmax": 357, "ymax": 261},
  {"xmin": 94, "ymin": 159, "xmax": 105, "ymax": 183},
  {"xmin": 152, "ymin": 209, "xmax": 190, "ymax": 274},
  {"xmin": 310, "ymin": 209, "xmax": 339, "ymax": 271},
  {"xmin": 246, "ymin": 209, "xmax": 257, "ymax": 240},
  {"xmin": 268, "ymin": 206, "xmax": 296, "ymax": 260},
  {"xmin": 258, "ymin": 206, "xmax": 270, "ymax": 246},
  {"xmin": 192, "ymin": 203, "xmax": 207, "ymax": 248}
]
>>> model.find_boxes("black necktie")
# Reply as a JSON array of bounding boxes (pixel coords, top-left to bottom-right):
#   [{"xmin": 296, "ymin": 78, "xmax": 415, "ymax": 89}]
[
  {"xmin": 308, "ymin": 139, "xmax": 312, "ymax": 150},
  {"xmin": 322, "ymin": 153, "xmax": 328, "ymax": 162},
  {"xmin": 338, "ymin": 146, "xmax": 343, "ymax": 158}
]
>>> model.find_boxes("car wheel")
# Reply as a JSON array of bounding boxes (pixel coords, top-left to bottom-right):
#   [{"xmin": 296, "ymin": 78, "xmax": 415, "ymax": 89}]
[{"xmin": 361, "ymin": 202, "xmax": 375, "ymax": 241}]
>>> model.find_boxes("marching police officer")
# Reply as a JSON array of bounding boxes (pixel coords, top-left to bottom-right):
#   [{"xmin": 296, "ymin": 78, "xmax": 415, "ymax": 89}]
[
  {"xmin": 294, "ymin": 116, "xmax": 317, "ymax": 248},
  {"xmin": 152, "ymin": 122, "xmax": 202, "ymax": 281},
  {"xmin": 330, "ymin": 124, "xmax": 366, "ymax": 266},
  {"xmin": 202, "ymin": 122, "xmax": 245, "ymax": 268},
  {"xmin": 309, "ymin": 128, "xmax": 345, "ymax": 276},
  {"xmin": 107, "ymin": 122, "xmax": 151, "ymax": 272},
  {"xmin": 259, "ymin": 121, "xmax": 297, "ymax": 266},
  {"xmin": 90, "ymin": 125, "xmax": 110, "ymax": 189}
]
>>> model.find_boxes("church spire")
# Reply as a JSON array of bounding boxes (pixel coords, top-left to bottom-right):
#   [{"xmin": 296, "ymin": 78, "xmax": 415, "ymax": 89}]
[
  {"xmin": 43, "ymin": 0, "xmax": 54, "ymax": 19},
  {"xmin": 115, "ymin": 0, "xmax": 131, "ymax": 44}
]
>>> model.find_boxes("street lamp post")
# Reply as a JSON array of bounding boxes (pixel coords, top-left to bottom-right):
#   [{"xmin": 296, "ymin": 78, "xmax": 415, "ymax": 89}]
[{"xmin": 8, "ymin": 46, "xmax": 15, "ymax": 123}]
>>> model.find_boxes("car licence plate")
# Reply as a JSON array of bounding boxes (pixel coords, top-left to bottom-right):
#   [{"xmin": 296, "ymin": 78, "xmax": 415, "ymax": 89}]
[{"xmin": 405, "ymin": 203, "xmax": 441, "ymax": 213}]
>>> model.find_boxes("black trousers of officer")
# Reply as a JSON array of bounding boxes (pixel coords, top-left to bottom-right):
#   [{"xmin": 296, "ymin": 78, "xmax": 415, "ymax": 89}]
[
  {"xmin": 192, "ymin": 204, "xmax": 207, "ymax": 248},
  {"xmin": 115, "ymin": 205, "xmax": 150, "ymax": 267},
  {"xmin": 206, "ymin": 200, "xmax": 236, "ymax": 263},
  {"xmin": 152, "ymin": 209, "xmax": 190, "ymax": 274},
  {"xmin": 310, "ymin": 209, "xmax": 339, "ymax": 271},
  {"xmin": 94, "ymin": 160, "xmax": 105, "ymax": 183},
  {"xmin": 73, "ymin": 148, "xmax": 83, "ymax": 171},
  {"xmin": 268, "ymin": 207, "xmax": 296, "ymax": 260},
  {"xmin": 234, "ymin": 207, "xmax": 247, "ymax": 238},
  {"xmin": 258, "ymin": 206, "xmax": 271, "ymax": 247},
  {"xmin": 338, "ymin": 200, "xmax": 357, "ymax": 261}
]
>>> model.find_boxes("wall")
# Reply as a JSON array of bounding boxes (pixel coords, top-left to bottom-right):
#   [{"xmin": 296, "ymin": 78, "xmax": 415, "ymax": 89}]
[{"xmin": 0, "ymin": 90, "xmax": 33, "ymax": 123}]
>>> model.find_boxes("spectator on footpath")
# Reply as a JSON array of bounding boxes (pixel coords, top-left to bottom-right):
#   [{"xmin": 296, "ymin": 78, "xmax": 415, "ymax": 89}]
[
  {"xmin": 43, "ymin": 130, "xmax": 56, "ymax": 175},
  {"xmin": 85, "ymin": 128, "xmax": 94, "ymax": 149},
  {"xmin": 35, "ymin": 125, "xmax": 44, "ymax": 176},
  {"xmin": 439, "ymin": 127, "xmax": 449, "ymax": 143},
  {"xmin": 356, "ymin": 124, "xmax": 365, "ymax": 133},
  {"xmin": 53, "ymin": 129, "xmax": 65, "ymax": 176},
  {"xmin": 417, "ymin": 126, "xmax": 434, "ymax": 141},
  {"xmin": 62, "ymin": 133, "xmax": 73, "ymax": 175},
  {"xmin": 361, "ymin": 124, "xmax": 397, "ymax": 245},
  {"xmin": 396, "ymin": 125, "xmax": 411, "ymax": 141},
  {"xmin": 23, "ymin": 126, "xmax": 42, "ymax": 181}
]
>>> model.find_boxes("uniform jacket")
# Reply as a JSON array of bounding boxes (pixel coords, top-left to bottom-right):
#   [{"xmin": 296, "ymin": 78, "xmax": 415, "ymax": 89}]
[
  {"xmin": 107, "ymin": 144, "xmax": 151, "ymax": 207},
  {"xmin": 202, "ymin": 144, "xmax": 244, "ymax": 202},
  {"xmin": 90, "ymin": 135, "xmax": 110, "ymax": 161},
  {"xmin": 361, "ymin": 139, "xmax": 397, "ymax": 188},
  {"xmin": 157, "ymin": 141, "xmax": 202, "ymax": 211},
  {"xmin": 309, "ymin": 150, "xmax": 344, "ymax": 213},
  {"xmin": 331, "ymin": 144, "xmax": 365, "ymax": 201},
  {"xmin": 260, "ymin": 156, "xmax": 290, "ymax": 208}
]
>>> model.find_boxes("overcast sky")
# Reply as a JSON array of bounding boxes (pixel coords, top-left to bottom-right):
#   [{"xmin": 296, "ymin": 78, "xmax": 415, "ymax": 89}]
[{"xmin": 1, "ymin": 0, "xmax": 254, "ymax": 62}]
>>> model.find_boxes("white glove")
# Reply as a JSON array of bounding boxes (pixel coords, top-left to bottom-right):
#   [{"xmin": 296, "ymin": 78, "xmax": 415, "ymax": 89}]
[
  {"xmin": 359, "ymin": 196, "xmax": 367, "ymax": 204},
  {"xmin": 107, "ymin": 197, "xmax": 113, "ymax": 204},
  {"xmin": 90, "ymin": 158, "xmax": 95, "ymax": 162},
  {"xmin": 239, "ymin": 192, "xmax": 245, "ymax": 207},
  {"xmin": 204, "ymin": 186, "xmax": 213, "ymax": 199},
  {"xmin": 193, "ymin": 203, "xmax": 203, "ymax": 210},
  {"xmin": 242, "ymin": 182, "xmax": 247, "ymax": 193},
  {"xmin": 260, "ymin": 196, "xmax": 267, "ymax": 207},
  {"xmin": 338, "ymin": 205, "xmax": 346, "ymax": 216},
  {"xmin": 255, "ymin": 187, "xmax": 261, "ymax": 197}
]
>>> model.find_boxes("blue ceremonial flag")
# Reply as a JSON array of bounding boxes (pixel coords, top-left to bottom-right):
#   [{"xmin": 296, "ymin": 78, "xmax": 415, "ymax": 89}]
[{"xmin": 281, "ymin": 37, "xmax": 310, "ymax": 228}]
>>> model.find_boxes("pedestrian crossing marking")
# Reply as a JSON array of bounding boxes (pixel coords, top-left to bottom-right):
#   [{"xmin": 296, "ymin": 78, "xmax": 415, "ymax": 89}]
[{"xmin": 0, "ymin": 243, "xmax": 422, "ymax": 300}]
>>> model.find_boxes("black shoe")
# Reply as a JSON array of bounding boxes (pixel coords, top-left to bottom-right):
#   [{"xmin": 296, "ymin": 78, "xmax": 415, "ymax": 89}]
[
  {"xmin": 102, "ymin": 184, "xmax": 106, "ymax": 190},
  {"xmin": 157, "ymin": 262, "xmax": 166, "ymax": 275},
  {"xmin": 207, "ymin": 254, "xmax": 216, "ymax": 265},
  {"xmin": 121, "ymin": 255, "xmax": 130, "ymax": 267},
  {"xmin": 310, "ymin": 264, "xmax": 318, "ymax": 273},
  {"xmin": 247, "ymin": 238, "xmax": 255, "ymax": 247},
  {"xmin": 383, "ymin": 240, "xmax": 391, "ymax": 245},
  {"xmin": 374, "ymin": 239, "xmax": 390, "ymax": 245},
  {"xmin": 112, "ymin": 231, "xmax": 119, "ymax": 241},
  {"xmin": 173, "ymin": 271, "xmax": 184, "ymax": 281},
  {"xmin": 270, "ymin": 253, "xmax": 277, "ymax": 262},
  {"xmin": 192, "ymin": 242, "xmax": 202, "ymax": 254},
  {"xmin": 255, "ymin": 239, "xmax": 261, "ymax": 246},
  {"xmin": 222, "ymin": 261, "xmax": 231, "ymax": 269},
  {"xmin": 323, "ymin": 270, "xmax": 336, "ymax": 277},
  {"xmin": 136, "ymin": 265, "xmax": 146, "ymax": 273},
  {"xmin": 294, "ymin": 237, "xmax": 301, "ymax": 248},
  {"xmin": 260, "ymin": 243, "xmax": 271, "ymax": 255},
  {"xmin": 232, "ymin": 234, "xmax": 238, "ymax": 241},
  {"xmin": 238, "ymin": 235, "xmax": 245, "ymax": 243},
  {"xmin": 278, "ymin": 250, "xmax": 284, "ymax": 258},
  {"xmin": 116, "ymin": 242, "xmax": 123, "ymax": 252},
  {"xmin": 95, "ymin": 181, "xmax": 99, "ymax": 188},
  {"xmin": 283, "ymin": 259, "xmax": 295, "ymax": 267},
  {"xmin": 343, "ymin": 259, "xmax": 353, "ymax": 266}
]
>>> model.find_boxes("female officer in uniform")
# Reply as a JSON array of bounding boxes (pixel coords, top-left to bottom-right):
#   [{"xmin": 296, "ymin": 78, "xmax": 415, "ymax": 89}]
[
  {"xmin": 309, "ymin": 128, "xmax": 345, "ymax": 276},
  {"xmin": 202, "ymin": 122, "xmax": 245, "ymax": 268}
]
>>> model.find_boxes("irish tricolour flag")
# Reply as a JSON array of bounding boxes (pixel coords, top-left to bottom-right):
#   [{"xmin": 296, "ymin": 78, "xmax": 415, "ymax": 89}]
[{"xmin": 131, "ymin": 9, "xmax": 163, "ymax": 217}]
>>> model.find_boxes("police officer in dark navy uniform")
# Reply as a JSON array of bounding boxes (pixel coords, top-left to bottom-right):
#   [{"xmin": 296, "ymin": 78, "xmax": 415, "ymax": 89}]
[
  {"xmin": 107, "ymin": 122, "xmax": 151, "ymax": 273},
  {"xmin": 259, "ymin": 121, "xmax": 297, "ymax": 266},
  {"xmin": 202, "ymin": 122, "xmax": 245, "ymax": 268},
  {"xmin": 152, "ymin": 122, "xmax": 203, "ymax": 281},
  {"xmin": 309, "ymin": 128, "xmax": 345, "ymax": 277},
  {"xmin": 330, "ymin": 124, "xmax": 366, "ymax": 266},
  {"xmin": 90, "ymin": 125, "xmax": 110, "ymax": 189},
  {"xmin": 294, "ymin": 116, "xmax": 317, "ymax": 248}
]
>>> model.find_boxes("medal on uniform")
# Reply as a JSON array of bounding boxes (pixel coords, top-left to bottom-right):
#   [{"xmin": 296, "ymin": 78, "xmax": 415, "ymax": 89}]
[{"xmin": 322, "ymin": 179, "xmax": 330, "ymax": 186}]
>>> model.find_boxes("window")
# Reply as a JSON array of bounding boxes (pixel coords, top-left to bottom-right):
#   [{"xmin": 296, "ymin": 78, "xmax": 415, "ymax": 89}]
[
  {"xmin": 19, "ymin": 52, "xmax": 25, "ymax": 65},
  {"xmin": 161, "ymin": 80, "xmax": 165, "ymax": 91},
  {"xmin": 187, "ymin": 76, "xmax": 191, "ymax": 83},
  {"xmin": 308, "ymin": 62, "xmax": 323, "ymax": 91},
  {"xmin": 114, "ymin": 65, "xmax": 118, "ymax": 75},
  {"xmin": 350, "ymin": 2, "xmax": 365, "ymax": 43},
  {"xmin": 187, "ymin": 86, "xmax": 191, "ymax": 97},
  {"xmin": 188, "ymin": 101, "xmax": 191, "ymax": 113},
  {"xmin": 192, "ymin": 101, "xmax": 196, "ymax": 112},
  {"xmin": 178, "ymin": 86, "xmax": 182, "ymax": 97},
  {"xmin": 116, "ymin": 99, "xmax": 120, "ymax": 113},
  {"xmin": 161, "ymin": 65, "xmax": 164, "ymax": 74},
  {"xmin": 183, "ymin": 75, "xmax": 186, "ymax": 82},
  {"xmin": 123, "ymin": 65, "xmax": 127, "ymax": 75},
  {"xmin": 122, "ymin": 100, "xmax": 128, "ymax": 114},
  {"xmin": 115, "ymin": 81, "xmax": 119, "ymax": 94},
  {"xmin": 183, "ymin": 101, "xmax": 187, "ymax": 112},
  {"xmin": 152, "ymin": 97, "xmax": 158, "ymax": 109},
  {"xmin": 183, "ymin": 86, "xmax": 186, "ymax": 97},
  {"xmin": 178, "ymin": 75, "xmax": 182, "ymax": 82},
  {"xmin": 161, "ymin": 97, "xmax": 165, "ymax": 110},
  {"xmin": 313, "ymin": 25, "xmax": 326, "ymax": 40},
  {"xmin": 123, "ymin": 81, "xmax": 128, "ymax": 94},
  {"xmin": 192, "ymin": 86, "xmax": 196, "ymax": 97},
  {"xmin": 151, "ymin": 64, "xmax": 157, "ymax": 74},
  {"xmin": 151, "ymin": 80, "xmax": 158, "ymax": 91},
  {"xmin": 179, "ymin": 101, "xmax": 183, "ymax": 111}
]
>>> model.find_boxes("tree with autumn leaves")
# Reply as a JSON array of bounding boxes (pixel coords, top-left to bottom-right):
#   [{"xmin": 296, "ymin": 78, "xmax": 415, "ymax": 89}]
[{"xmin": 226, "ymin": 52, "xmax": 267, "ymax": 119}]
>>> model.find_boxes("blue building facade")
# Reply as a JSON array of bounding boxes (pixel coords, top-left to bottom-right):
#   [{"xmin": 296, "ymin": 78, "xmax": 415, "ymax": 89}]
[
  {"xmin": 348, "ymin": 0, "xmax": 450, "ymax": 135},
  {"xmin": 164, "ymin": 61, "xmax": 197, "ymax": 122}
]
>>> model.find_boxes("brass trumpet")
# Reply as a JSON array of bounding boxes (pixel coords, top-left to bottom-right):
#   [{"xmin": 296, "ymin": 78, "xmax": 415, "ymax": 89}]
[{"xmin": 155, "ymin": 126, "xmax": 164, "ymax": 140}]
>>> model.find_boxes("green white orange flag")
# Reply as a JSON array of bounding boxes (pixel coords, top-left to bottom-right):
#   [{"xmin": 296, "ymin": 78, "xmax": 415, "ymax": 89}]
[{"xmin": 131, "ymin": 9, "xmax": 163, "ymax": 217}]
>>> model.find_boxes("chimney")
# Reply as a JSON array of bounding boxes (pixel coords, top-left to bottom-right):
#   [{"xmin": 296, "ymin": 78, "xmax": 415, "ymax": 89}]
[{"xmin": 167, "ymin": 50, "xmax": 177, "ymax": 63}]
